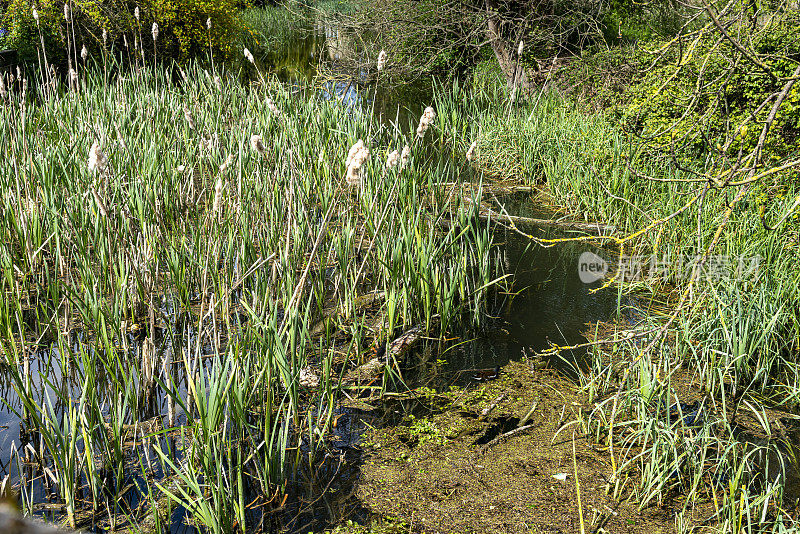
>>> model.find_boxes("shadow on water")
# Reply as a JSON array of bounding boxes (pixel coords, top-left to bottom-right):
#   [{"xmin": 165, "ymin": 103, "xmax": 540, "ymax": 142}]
[{"xmin": 401, "ymin": 197, "xmax": 636, "ymax": 390}]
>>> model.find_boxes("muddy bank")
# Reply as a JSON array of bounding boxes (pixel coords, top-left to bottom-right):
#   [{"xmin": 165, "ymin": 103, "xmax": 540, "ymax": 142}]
[{"xmin": 347, "ymin": 360, "xmax": 674, "ymax": 534}]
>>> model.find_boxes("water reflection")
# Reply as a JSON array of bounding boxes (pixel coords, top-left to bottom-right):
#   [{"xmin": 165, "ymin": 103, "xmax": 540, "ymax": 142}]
[{"xmin": 251, "ymin": 11, "xmax": 434, "ymax": 127}]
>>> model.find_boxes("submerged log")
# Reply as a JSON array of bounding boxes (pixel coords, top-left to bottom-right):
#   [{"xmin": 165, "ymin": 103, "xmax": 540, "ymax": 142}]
[{"xmin": 342, "ymin": 316, "xmax": 441, "ymax": 385}]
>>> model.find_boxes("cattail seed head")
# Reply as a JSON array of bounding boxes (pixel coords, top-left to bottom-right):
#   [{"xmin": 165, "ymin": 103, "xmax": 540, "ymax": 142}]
[
  {"xmin": 206, "ymin": 17, "xmax": 212, "ymax": 30},
  {"xmin": 102, "ymin": 28, "xmax": 107, "ymax": 46},
  {"xmin": 385, "ymin": 149, "xmax": 399, "ymax": 169},
  {"xmin": 518, "ymin": 40, "xmax": 523, "ymax": 56},
  {"xmin": 243, "ymin": 47, "xmax": 255, "ymax": 64},
  {"xmin": 81, "ymin": 44, "xmax": 88, "ymax": 61},
  {"xmin": 0, "ymin": 76, "xmax": 7, "ymax": 101},
  {"xmin": 219, "ymin": 153, "xmax": 234, "ymax": 174},
  {"xmin": 64, "ymin": 3, "xmax": 71, "ymax": 22},
  {"xmin": 345, "ymin": 139, "xmax": 370, "ymax": 185},
  {"xmin": 213, "ymin": 178, "xmax": 223, "ymax": 215},
  {"xmin": 400, "ymin": 145, "xmax": 411, "ymax": 168},
  {"xmin": 151, "ymin": 22, "xmax": 159, "ymax": 41},
  {"xmin": 68, "ymin": 68, "xmax": 78, "ymax": 90},
  {"xmin": 416, "ymin": 106, "xmax": 436, "ymax": 138},
  {"xmin": 466, "ymin": 140, "xmax": 477, "ymax": 162},
  {"xmin": 265, "ymin": 97, "xmax": 281, "ymax": 118},
  {"xmin": 88, "ymin": 141, "xmax": 108, "ymax": 174},
  {"xmin": 346, "ymin": 139, "xmax": 364, "ymax": 169},
  {"xmin": 377, "ymin": 49, "xmax": 387, "ymax": 72},
  {"xmin": 183, "ymin": 106, "xmax": 195, "ymax": 129},
  {"xmin": 250, "ymin": 134, "xmax": 266, "ymax": 155},
  {"xmin": 32, "ymin": 7, "xmax": 39, "ymax": 22},
  {"xmin": 134, "ymin": 6, "xmax": 140, "ymax": 21}
]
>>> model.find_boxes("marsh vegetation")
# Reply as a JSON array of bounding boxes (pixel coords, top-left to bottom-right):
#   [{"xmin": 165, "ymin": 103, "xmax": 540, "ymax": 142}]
[{"xmin": 0, "ymin": 1, "xmax": 798, "ymax": 533}]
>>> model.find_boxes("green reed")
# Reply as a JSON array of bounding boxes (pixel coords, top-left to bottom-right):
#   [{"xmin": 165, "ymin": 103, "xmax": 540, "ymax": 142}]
[{"xmin": 0, "ymin": 44, "xmax": 501, "ymax": 531}]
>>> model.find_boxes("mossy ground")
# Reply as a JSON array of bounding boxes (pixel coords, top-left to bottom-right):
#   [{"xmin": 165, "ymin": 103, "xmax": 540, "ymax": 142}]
[{"xmin": 343, "ymin": 361, "xmax": 676, "ymax": 534}]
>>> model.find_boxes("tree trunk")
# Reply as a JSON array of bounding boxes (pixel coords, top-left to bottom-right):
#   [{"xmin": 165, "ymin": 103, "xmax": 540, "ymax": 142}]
[{"xmin": 484, "ymin": 0, "xmax": 531, "ymax": 89}]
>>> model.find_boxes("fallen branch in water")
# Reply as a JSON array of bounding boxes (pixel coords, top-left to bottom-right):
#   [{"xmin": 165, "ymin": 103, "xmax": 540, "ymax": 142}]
[
  {"xmin": 478, "ymin": 208, "xmax": 616, "ymax": 234},
  {"xmin": 341, "ymin": 316, "xmax": 441, "ymax": 385},
  {"xmin": 479, "ymin": 424, "xmax": 534, "ymax": 453}
]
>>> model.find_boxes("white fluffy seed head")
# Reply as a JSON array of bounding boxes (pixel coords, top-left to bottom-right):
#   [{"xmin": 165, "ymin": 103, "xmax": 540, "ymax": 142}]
[
  {"xmin": 219, "ymin": 153, "xmax": 234, "ymax": 174},
  {"xmin": 243, "ymin": 47, "xmax": 254, "ymax": 64},
  {"xmin": 377, "ymin": 50, "xmax": 387, "ymax": 72},
  {"xmin": 466, "ymin": 140, "xmax": 477, "ymax": 162},
  {"xmin": 102, "ymin": 28, "xmax": 107, "ymax": 46},
  {"xmin": 265, "ymin": 97, "xmax": 281, "ymax": 118},
  {"xmin": 206, "ymin": 17, "xmax": 212, "ymax": 30},
  {"xmin": 345, "ymin": 140, "xmax": 370, "ymax": 185},
  {"xmin": 134, "ymin": 6, "xmax": 140, "ymax": 21},
  {"xmin": 81, "ymin": 44, "xmax": 88, "ymax": 61},
  {"xmin": 151, "ymin": 22, "xmax": 159, "ymax": 41},
  {"xmin": 518, "ymin": 40, "xmax": 524, "ymax": 56},
  {"xmin": 400, "ymin": 145, "xmax": 411, "ymax": 167},
  {"xmin": 32, "ymin": 7, "xmax": 39, "ymax": 21},
  {"xmin": 64, "ymin": 3, "xmax": 71, "ymax": 22},
  {"xmin": 250, "ymin": 135, "xmax": 266, "ymax": 155},
  {"xmin": 416, "ymin": 106, "xmax": 436, "ymax": 138},
  {"xmin": 346, "ymin": 139, "xmax": 364, "ymax": 169},
  {"xmin": 213, "ymin": 178, "xmax": 223, "ymax": 215},
  {"xmin": 87, "ymin": 141, "xmax": 108, "ymax": 174},
  {"xmin": 385, "ymin": 150, "xmax": 399, "ymax": 169}
]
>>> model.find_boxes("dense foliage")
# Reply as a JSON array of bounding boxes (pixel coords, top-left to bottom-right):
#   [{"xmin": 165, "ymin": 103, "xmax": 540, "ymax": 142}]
[{"xmin": 0, "ymin": 0, "xmax": 246, "ymax": 62}]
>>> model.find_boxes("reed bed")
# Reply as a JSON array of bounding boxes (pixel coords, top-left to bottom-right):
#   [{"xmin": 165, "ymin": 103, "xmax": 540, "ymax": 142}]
[{"xmin": 0, "ymin": 51, "xmax": 502, "ymax": 531}]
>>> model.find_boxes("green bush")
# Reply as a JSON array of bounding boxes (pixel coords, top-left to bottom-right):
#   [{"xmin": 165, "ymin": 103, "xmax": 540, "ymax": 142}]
[
  {"xmin": 618, "ymin": 11, "xmax": 800, "ymax": 162},
  {"xmin": 0, "ymin": 0, "xmax": 247, "ymax": 63}
]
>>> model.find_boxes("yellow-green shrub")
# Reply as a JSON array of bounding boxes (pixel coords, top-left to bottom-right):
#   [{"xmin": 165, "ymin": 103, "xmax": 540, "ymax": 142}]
[{"xmin": 0, "ymin": 0, "xmax": 247, "ymax": 63}]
